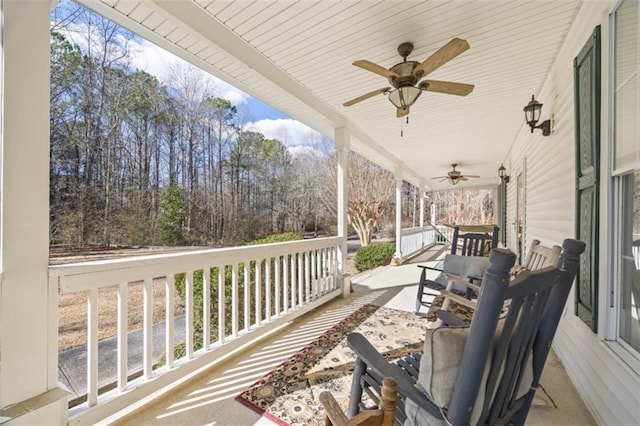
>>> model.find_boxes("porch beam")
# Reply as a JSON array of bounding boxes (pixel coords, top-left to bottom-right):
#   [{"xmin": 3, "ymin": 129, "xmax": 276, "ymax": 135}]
[{"xmin": 0, "ymin": 0, "xmax": 67, "ymax": 422}]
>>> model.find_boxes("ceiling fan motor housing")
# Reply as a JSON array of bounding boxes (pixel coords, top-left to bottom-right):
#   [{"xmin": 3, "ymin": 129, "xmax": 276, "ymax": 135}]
[{"xmin": 388, "ymin": 62, "xmax": 421, "ymax": 88}]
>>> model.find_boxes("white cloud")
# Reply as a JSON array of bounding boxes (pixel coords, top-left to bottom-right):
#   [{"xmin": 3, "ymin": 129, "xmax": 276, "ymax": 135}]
[
  {"xmin": 130, "ymin": 39, "xmax": 249, "ymax": 106},
  {"xmin": 288, "ymin": 145, "xmax": 325, "ymax": 158},
  {"xmin": 54, "ymin": 20, "xmax": 249, "ymax": 106},
  {"xmin": 245, "ymin": 119, "xmax": 323, "ymax": 147}
]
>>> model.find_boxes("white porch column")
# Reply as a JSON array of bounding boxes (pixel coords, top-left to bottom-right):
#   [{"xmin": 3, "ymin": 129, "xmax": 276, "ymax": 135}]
[
  {"xmin": 335, "ymin": 128, "xmax": 349, "ymax": 297},
  {"xmin": 430, "ymin": 198, "xmax": 436, "ymax": 225},
  {"xmin": 419, "ymin": 189, "xmax": 425, "ymax": 228},
  {"xmin": 394, "ymin": 169, "xmax": 403, "ymax": 263},
  {"xmin": 419, "ymin": 185, "xmax": 425, "ymax": 248},
  {"xmin": 0, "ymin": 1, "xmax": 67, "ymax": 423}
]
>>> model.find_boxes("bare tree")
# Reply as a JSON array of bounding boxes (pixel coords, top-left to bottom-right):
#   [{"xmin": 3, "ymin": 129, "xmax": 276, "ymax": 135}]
[
  {"xmin": 321, "ymin": 152, "xmax": 395, "ymax": 246},
  {"xmin": 433, "ymin": 188, "xmax": 494, "ymax": 225}
]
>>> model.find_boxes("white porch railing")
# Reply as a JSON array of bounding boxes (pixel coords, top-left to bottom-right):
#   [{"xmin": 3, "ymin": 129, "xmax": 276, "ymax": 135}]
[
  {"xmin": 48, "ymin": 236, "xmax": 343, "ymax": 423},
  {"xmin": 399, "ymin": 224, "xmax": 452, "ymax": 260},
  {"xmin": 399, "ymin": 226, "xmax": 434, "ymax": 259}
]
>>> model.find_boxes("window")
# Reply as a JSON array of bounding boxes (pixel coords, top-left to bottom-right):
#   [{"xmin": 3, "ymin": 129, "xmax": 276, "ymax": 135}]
[
  {"xmin": 613, "ymin": 0, "xmax": 640, "ymax": 358},
  {"xmin": 618, "ymin": 171, "xmax": 640, "ymax": 352}
]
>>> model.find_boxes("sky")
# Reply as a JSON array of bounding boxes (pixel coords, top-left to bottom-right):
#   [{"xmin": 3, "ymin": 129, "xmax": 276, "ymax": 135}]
[
  {"xmin": 128, "ymin": 37, "xmax": 330, "ymax": 155},
  {"xmin": 53, "ymin": 1, "xmax": 330, "ymax": 156}
]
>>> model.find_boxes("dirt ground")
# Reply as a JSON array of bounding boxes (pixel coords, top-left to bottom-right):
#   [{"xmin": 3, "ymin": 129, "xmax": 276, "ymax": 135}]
[{"xmin": 55, "ymin": 247, "xmax": 357, "ymax": 352}]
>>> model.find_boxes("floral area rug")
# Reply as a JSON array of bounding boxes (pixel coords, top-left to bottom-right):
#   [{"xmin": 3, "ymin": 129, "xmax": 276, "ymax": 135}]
[{"xmin": 235, "ymin": 304, "xmax": 429, "ymax": 426}]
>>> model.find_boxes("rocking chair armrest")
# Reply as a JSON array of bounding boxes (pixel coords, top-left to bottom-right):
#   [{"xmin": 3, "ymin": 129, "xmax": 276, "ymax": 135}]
[
  {"xmin": 319, "ymin": 392, "xmax": 350, "ymax": 424},
  {"xmin": 440, "ymin": 290, "xmax": 477, "ymax": 309},
  {"xmin": 347, "ymin": 333, "xmax": 444, "ymax": 420},
  {"xmin": 417, "ymin": 265, "xmax": 443, "ymax": 273},
  {"xmin": 442, "ymin": 273, "xmax": 479, "ymax": 291},
  {"xmin": 437, "ymin": 310, "xmax": 467, "ymax": 327},
  {"xmin": 347, "ymin": 333, "xmax": 415, "ymax": 391}
]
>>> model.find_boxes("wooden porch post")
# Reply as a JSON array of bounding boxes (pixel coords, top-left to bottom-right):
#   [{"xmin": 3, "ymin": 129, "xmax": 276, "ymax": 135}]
[
  {"xmin": 394, "ymin": 169, "xmax": 403, "ymax": 263},
  {"xmin": 0, "ymin": 1, "xmax": 67, "ymax": 422},
  {"xmin": 335, "ymin": 128, "xmax": 350, "ymax": 297}
]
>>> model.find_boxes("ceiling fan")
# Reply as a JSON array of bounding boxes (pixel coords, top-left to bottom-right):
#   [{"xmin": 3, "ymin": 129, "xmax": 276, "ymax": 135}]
[
  {"xmin": 343, "ymin": 38, "xmax": 474, "ymax": 117},
  {"xmin": 432, "ymin": 164, "xmax": 480, "ymax": 185}
]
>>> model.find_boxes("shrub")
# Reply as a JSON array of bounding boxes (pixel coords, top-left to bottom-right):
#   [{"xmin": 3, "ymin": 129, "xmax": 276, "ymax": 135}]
[
  {"xmin": 246, "ymin": 232, "xmax": 301, "ymax": 245},
  {"xmin": 172, "ymin": 232, "xmax": 303, "ymax": 358},
  {"xmin": 354, "ymin": 243, "xmax": 395, "ymax": 272}
]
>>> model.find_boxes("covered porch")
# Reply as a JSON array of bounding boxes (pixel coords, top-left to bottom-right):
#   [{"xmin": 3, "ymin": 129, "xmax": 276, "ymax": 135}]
[
  {"xmin": 1, "ymin": 0, "xmax": 639, "ymax": 424},
  {"xmin": 108, "ymin": 257, "xmax": 595, "ymax": 425}
]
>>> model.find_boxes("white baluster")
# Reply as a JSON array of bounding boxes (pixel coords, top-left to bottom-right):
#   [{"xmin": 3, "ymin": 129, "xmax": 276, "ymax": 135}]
[
  {"xmin": 87, "ymin": 288, "xmax": 98, "ymax": 407},
  {"xmin": 255, "ymin": 259, "xmax": 262, "ymax": 327},
  {"xmin": 166, "ymin": 275, "xmax": 175, "ymax": 369},
  {"xmin": 218, "ymin": 267, "xmax": 225, "ymax": 344},
  {"xmin": 117, "ymin": 282, "xmax": 128, "ymax": 392},
  {"xmin": 203, "ymin": 268, "xmax": 210, "ymax": 350},
  {"xmin": 143, "ymin": 278, "xmax": 153, "ymax": 379},
  {"xmin": 232, "ymin": 263, "xmax": 238, "ymax": 337},
  {"xmin": 186, "ymin": 271, "xmax": 194, "ymax": 359}
]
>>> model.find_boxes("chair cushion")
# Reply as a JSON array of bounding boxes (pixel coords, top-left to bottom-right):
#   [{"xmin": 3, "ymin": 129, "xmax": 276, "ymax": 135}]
[
  {"xmin": 416, "ymin": 324, "xmax": 533, "ymax": 424},
  {"xmin": 435, "ymin": 254, "xmax": 489, "ymax": 292}
]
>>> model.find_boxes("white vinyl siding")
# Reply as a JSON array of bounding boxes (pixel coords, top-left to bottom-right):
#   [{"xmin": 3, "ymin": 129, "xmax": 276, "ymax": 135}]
[{"xmin": 504, "ymin": 1, "xmax": 640, "ymax": 424}]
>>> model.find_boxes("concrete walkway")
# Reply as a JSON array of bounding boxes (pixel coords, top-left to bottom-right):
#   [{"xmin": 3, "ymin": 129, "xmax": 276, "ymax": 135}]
[{"xmin": 59, "ymin": 316, "xmax": 186, "ymax": 401}]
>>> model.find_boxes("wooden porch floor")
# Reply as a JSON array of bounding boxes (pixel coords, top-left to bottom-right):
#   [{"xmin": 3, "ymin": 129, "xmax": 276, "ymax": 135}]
[{"xmin": 107, "ymin": 253, "xmax": 596, "ymax": 426}]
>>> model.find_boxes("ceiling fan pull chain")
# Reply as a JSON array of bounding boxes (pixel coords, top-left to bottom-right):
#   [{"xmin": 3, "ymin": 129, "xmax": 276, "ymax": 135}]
[{"xmin": 401, "ymin": 117, "xmax": 404, "ymax": 137}]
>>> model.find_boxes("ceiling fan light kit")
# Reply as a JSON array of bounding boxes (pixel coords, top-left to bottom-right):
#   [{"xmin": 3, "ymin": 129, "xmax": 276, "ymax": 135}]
[
  {"xmin": 431, "ymin": 163, "xmax": 481, "ymax": 186},
  {"xmin": 388, "ymin": 86, "xmax": 422, "ymax": 109},
  {"xmin": 343, "ymin": 38, "xmax": 474, "ymax": 118}
]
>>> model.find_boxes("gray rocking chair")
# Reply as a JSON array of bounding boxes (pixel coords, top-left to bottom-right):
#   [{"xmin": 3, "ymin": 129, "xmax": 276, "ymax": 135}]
[
  {"xmin": 415, "ymin": 225, "xmax": 499, "ymax": 314},
  {"xmin": 346, "ymin": 239, "xmax": 585, "ymax": 425}
]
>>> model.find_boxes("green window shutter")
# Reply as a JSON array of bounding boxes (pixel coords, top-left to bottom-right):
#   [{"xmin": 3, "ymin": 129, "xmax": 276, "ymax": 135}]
[{"xmin": 574, "ymin": 26, "xmax": 601, "ymax": 332}]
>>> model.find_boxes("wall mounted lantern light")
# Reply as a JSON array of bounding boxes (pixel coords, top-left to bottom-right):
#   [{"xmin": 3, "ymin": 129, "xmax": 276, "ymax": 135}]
[
  {"xmin": 523, "ymin": 95, "xmax": 551, "ymax": 136},
  {"xmin": 498, "ymin": 163, "xmax": 510, "ymax": 183}
]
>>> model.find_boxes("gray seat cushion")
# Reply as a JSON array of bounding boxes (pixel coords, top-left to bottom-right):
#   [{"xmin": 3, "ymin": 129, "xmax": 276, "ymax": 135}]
[
  {"xmin": 404, "ymin": 323, "xmax": 533, "ymax": 425},
  {"xmin": 435, "ymin": 254, "xmax": 489, "ymax": 292}
]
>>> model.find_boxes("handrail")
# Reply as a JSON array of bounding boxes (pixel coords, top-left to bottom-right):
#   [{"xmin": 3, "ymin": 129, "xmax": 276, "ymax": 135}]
[{"xmin": 49, "ymin": 236, "xmax": 343, "ymax": 421}]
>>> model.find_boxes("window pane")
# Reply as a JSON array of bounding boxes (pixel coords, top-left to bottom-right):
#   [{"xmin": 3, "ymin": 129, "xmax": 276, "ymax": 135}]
[
  {"xmin": 619, "ymin": 171, "xmax": 640, "ymax": 352},
  {"xmin": 614, "ymin": 0, "xmax": 639, "ymax": 170},
  {"xmin": 615, "ymin": 74, "xmax": 638, "ymax": 169},
  {"xmin": 615, "ymin": 0, "xmax": 637, "ymax": 85}
]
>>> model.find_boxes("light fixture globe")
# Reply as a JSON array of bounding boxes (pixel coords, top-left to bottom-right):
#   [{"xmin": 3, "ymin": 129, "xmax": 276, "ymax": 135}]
[
  {"xmin": 498, "ymin": 163, "xmax": 506, "ymax": 179},
  {"xmin": 388, "ymin": 86, "xmax": 422, "ymax": 109},
  {"xmin": 523, "ymin": 94, "xmax": 543, "ymax": 132},
  {"xmin": 498, "ymin": 163, "xmax": 510, "ymax": 183}
]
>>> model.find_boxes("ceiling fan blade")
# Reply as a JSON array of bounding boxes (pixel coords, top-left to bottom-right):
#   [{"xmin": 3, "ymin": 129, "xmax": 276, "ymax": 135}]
[
  {"xmin": 431, "ymin": 176, "xmax": 448, "ymax": 180},
  {"xmin": 462, "ymin": 175, "xmax": 481, "ymax": 178},
  {"xmin": 413, "ymin": 38, "xmax": 470, "ymax": 78},
  {"xmin": 343, "ymin": 87, "xmax": 390, "ymax": 107},
  {"xmin": 422, "ymin": 80, "xmax": 474, "ymax": 96},
  {"xmin": 397, "ymin": 107, "xmax": 410, "ymax": 118},
  {"xmin": 353, "ymin": 60, "xmax": 399, "ymax": 79}
]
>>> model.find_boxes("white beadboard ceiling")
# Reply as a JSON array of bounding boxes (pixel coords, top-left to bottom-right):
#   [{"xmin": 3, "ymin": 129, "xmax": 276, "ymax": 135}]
[{"xmin": 78, "ymin": 0, "xmax": 584, "ymax": 190}]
